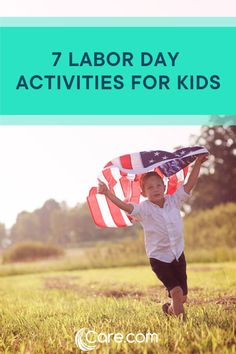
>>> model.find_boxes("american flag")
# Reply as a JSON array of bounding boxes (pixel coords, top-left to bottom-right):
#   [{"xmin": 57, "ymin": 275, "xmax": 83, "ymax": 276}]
[{"xmin": 87, "ymin": 146, "xmax": 208, "ymax": 228}]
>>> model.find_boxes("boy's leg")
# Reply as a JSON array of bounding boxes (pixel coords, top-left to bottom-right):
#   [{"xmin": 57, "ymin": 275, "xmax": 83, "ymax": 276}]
[
  {"xmin": 168, "ymin": 286, "xmax": 184, "ymax": 315},
  {"xmin": 168, "ymin": 253, "xmax": 188, "ymax": 315},
  {"xmin": 149, "ymin": 256, "xmax": 187, "ymax": 317}
]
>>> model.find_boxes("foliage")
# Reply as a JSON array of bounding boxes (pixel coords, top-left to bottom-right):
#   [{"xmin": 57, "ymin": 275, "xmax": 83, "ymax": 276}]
[
  {"xmin": 184, "ymin": 202, "xmax": 236, "ymax": 249},
  {"xmin": 9, "ymin": 198, "xmax": 140, "ymax": 246},
  {"xmin": 3, "ymin": 203, "xmax": 236, "ymax": 271},
  {"xmin": 2, "ymin": 240, "xmax": 64, "ymax": 263},
  {"xmin": 190, "ymin": 121, "xmax": 236, "ymax": 210},
  {"xmin": 0, "ymin": 222, "xmax": 7, "ymax": 248}
]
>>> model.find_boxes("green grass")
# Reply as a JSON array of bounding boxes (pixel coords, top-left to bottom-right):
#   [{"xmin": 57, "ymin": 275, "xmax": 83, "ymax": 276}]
[{"xmin": 0, "ymin": 262, "xmax": 236, "ymax": 353}]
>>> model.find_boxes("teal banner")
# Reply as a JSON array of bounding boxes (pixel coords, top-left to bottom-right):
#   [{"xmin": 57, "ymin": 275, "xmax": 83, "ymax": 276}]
[{"xmin": 1, "ymin": 26, "xmax": 236, "ymax": 115}]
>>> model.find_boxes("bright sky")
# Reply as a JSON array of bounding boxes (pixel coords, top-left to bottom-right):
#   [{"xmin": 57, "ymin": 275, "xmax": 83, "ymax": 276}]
[
  {"xmin": 0, "ymin": 125, "xmax": 202, "ymax": 227},
  {"xmin": 0, "ymin": 0, "xmax": 236, "ymax": 16}
]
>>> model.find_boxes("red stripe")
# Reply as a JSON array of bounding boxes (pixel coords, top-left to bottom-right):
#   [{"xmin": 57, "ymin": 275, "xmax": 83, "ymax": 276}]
[
  {"xmin": 105, "ymin": 196, "xmax": 129, "ymax": 227},
  {"xmin": 183, "ymin": 166, "xmax": 188, "ymax": 179},
  {"xmin": 130, "ymin": 180, "xmax": 141, "ymax": 203},
  {"xmin": 167, "ymin": 174, "xmax": 178, "ymax": 195},
  {"xmin": 88, "ymin": 188, "xmax": 129, "ymax": 228},
  {"xmin": 119, "ymin": 177, "xmax": 140, "ymax": 203},
  {"xmin": 120, "ymin": 154, "xmax": 133, "ymax": 169},
  {"xmin": 103, "ymin": 169, "xmax": 130, "ymax": 227},
  {"xmin": 154, "ymin": 167, "xmax": 164, "ymax": 178},
  {"xmin": 103, "ymin": 169, "xmax": 117, "ymax": 189},
  {"xmin": 87, "ymin": 187, "xmax": 107, "ymax": 228},
  {"xmin": 120, "ymin": 170, "xmax": 128, "ymax": 177},
  {"xmin": 104, "ymin": 161, "xmax": 113, "ymax": 168},
  {"xmin": 119, "ymin": 176, "xmax": 131, "ymax": 202}
]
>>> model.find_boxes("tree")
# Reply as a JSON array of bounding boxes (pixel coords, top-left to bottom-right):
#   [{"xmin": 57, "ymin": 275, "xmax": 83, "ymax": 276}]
[
  {"xmin": 10, "ymin": 211, "xmax": 41, "ymax": 243},
  {"xmin": 10, "ymin": 199, "xmax": 61, "ymax": 244},
  {"xmin": 190, "ymin": 119, "xmax": 236, "ymax": 210},
  {"xmin": 0, "ymin": 222, "xmax": 7, "ymax": 248}
]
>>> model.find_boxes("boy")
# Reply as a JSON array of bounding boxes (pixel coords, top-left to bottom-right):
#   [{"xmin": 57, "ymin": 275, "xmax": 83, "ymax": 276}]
[{"xmin": 98, "ymin": 153, "xmax": 208, "ymax": 317}]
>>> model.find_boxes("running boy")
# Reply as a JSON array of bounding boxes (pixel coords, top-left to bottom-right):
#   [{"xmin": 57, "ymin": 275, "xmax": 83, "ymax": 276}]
[{"xmin": 98, "ymin": 153, "xmax": 208, "ymax": 317}]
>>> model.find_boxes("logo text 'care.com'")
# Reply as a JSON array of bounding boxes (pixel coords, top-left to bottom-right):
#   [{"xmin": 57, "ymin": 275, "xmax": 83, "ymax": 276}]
[{"xmin": 75, "ymin": 328, "xmax": 159, "ymax": 351}]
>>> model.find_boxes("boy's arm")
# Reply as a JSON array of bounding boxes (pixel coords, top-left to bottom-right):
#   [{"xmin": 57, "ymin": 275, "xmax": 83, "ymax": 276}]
[
  {"xmin": 184, "ymin": 153, "xmax": 208, "ymax": 194},
  {"xmin": 97, "ymin": 179, "xmax": 134, "ymax": 214}
]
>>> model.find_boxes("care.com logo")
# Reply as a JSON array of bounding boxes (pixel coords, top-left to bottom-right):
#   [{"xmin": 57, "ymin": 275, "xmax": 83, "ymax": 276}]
[{"xmin": 75, "ymin": 328, "xmax": 159, "ymax": 351}]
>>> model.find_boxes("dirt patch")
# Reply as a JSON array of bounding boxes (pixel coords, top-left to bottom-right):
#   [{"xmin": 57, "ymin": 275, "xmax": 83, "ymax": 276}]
[
  {"xmin": 43, "ymin": 276, "xmax": 85, "ymax": 293},
  {"xmin": 96, "ymin": 289, "xmax": 144, "ymax": 298},
  {"xmin": 43, "ymin": 276, "xmax": 163, "ymax": 301},
  {"xmin": 215, "ymin": 296, "xmax": 236, "ymax": 305},
  {"xmin": 188, "ymin": 295, "xmax": 236, "ymax": 306},
  {"xmin": 189, "ymin": 287, "xmax": 204, "ymax": 292},
  {"xmin": 42, "ymin": 276, "xmax": 236, "ymax": 309}
]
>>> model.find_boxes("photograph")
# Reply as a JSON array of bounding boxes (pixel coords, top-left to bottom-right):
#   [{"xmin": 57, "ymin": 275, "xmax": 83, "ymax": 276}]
[{"xmin": 0, "ymin": 121, "xmax": 235, "ymax": 353}]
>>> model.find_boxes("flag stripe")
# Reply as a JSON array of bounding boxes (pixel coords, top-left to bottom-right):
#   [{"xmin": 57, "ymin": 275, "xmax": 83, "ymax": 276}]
[
  {"xmin": 120, "ymin": 154, "xmax": 133, "ymax": 169},
  {"xmin": 102, "ymin": 168, "xmax": 117, "ymax": 188},
  {"xmin": 131, "ymin": 152, "xmax": 144, "ymax": 170},
  {"xmin": 87, "ymin": 188, "xmax": 107, "ymax": 228},
  {"xmin": 105, "ymin": 196, "xmax": 128, "ymax": 227},
  {"xmin": 102, "ymin": 169, "xmax": 131, "ymax": 227},
  {"xmin": 96, "ymin": 195, "xmax": 117, "ymax": 227},
  {"xmin": 167, "ymin": 174, "xmax": 178, "ymax": 194}
]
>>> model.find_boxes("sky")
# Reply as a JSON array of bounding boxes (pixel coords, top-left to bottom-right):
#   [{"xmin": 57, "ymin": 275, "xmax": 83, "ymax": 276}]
[
  {"xmin": 0, "ymin": 125, "xmax": 202, "ymax": 227},
  {"xmin": 0, "ymin": 0, "xmax": 236, "ymax": 16}
]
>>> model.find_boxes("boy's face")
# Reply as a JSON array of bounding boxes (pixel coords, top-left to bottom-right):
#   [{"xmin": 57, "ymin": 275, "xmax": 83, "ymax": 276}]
[{"xmin": 142, "ymin": 175, "xmax": 165, "ymax": 203}]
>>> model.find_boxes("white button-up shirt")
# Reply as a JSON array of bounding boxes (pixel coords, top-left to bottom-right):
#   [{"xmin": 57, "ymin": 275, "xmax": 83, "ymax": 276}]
[{"xmin": 129, "ymin": 186, "xmax": 190, "ymax": 263}]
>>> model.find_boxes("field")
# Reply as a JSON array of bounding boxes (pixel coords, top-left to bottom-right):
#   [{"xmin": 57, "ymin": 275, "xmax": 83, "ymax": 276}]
[{"xmin": 0, "ymin": 261, "xmax": 236, "ymax": 354}]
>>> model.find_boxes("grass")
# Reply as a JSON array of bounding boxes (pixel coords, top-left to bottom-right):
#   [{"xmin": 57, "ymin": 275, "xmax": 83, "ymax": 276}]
[{"xmin": 0, "ymin": 262, "xmax": 236, "ymax": 353}]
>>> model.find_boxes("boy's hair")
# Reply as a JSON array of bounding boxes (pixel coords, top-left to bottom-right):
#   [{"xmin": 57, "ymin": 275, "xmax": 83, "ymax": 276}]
[{"xmin": 140, "ymin": 171, "xmax": 164, "ymax": 192}]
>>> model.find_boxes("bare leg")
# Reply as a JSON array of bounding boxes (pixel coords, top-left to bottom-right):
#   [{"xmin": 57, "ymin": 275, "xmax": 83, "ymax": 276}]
[{"xmin": 168, "ymin": 286, "xmax": 185, "ymax": 316}]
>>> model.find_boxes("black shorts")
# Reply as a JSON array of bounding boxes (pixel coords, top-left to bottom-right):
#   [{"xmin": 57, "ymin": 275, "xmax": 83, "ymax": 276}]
[{"xmin": 149, "ymin": 252, "xmax": 188, "ymax": 298}]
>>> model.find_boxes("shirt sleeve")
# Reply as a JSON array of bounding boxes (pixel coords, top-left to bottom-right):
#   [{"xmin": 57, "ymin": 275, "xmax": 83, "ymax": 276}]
[
  {"xmin": 127, "ymin": 203, "xmax": 144, "ymax": 222},
  {"xmin": 170, "ymin": 185, "xmax": 191, "ymax": 209}
]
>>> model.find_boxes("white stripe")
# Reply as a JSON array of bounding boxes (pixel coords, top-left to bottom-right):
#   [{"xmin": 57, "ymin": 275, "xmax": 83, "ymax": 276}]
[
  {"xmin": 181, "ymin": 147, "xmax": 208, "ymax": 158},
  {"xmin": 110, "ymin": 169, "xmax": 133, "ymax": 225},
  {"xmin": 110, "ymin": 157, "xmax": 121, "ymax": 168},
  {"xmin": 184, "ymin": 171, "xmax": 191, "ymax": 183},
  {"xmin": 120, "ymin": 209, "xmax": 133, "ymax": 226},
  {"xmin": 176, "ymin": 170, "xmax": 184, "ymax": 182},
  {"xmin": 163, "ymin": 176, "xmax": 169, "ymax": 193},
  {"xmin": 131, "ymin": 152, "xmax": 143, "ymax": 170},
  {"xmin": 108, "ymin": 167, "xmax": 126, "ymax": 200},
  {"xmin": 110, "ymin": 167, "xmax": 137, "ymax": 204},
  {"xmin": 98, "ymin": 168, "xmax": 133, "ymax": 226},
  {"xmin": 113, "ymin": 181, "xmax": 126, "ymax": 200},
  {"xmin": 96, "ymin": 194, "xmax": 117, "ymax": 228},
  {"xmin": 97, "ymin": 172, "xmax": 108, "ymax": 184}
]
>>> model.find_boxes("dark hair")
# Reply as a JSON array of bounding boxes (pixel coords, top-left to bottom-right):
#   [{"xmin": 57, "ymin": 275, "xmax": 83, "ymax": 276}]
[{"xmin": 140, "ymin": 171, "xmax": 164, "ymax": 192}]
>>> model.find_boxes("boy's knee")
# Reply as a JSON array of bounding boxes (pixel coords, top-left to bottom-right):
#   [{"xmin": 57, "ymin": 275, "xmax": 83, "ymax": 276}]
[{"xmin": 170, "ymin": 286, "xmax": 183, "ymax": 301}]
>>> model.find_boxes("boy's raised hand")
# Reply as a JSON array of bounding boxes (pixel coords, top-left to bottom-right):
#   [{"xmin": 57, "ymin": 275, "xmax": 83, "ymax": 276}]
[
  {"xmin": 97, "ymin": 179, "xmax": 109, "ymax": 195},
  {"xmin": 184, "ymin": 152, "xmax": 209, "ymax": 193},
  {"xmin": 97, "ymin": 178, "xmax": 133, "ymax": 214},
  {"xmin": 196, "ymin": 153, "xmax": 209, "ymax": 164}
]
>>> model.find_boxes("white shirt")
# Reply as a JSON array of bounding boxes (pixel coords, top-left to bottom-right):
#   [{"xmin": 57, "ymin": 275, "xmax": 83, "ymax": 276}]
[{"xmin": 129, "ymin": 186, "xmax": 191, "ymax": 263}]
